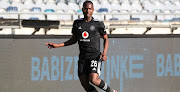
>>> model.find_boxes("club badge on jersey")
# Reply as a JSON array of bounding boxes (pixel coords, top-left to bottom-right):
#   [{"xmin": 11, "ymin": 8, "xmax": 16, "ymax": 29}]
[{"xmin": 90, "ymin": 25, "xmax": 95, "ymax": 31}]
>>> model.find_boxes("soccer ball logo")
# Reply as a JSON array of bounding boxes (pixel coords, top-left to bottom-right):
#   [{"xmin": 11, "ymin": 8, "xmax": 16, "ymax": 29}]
[{"xmin": 82, "ymin": 31, "xmax": 89, "ymax": 39}]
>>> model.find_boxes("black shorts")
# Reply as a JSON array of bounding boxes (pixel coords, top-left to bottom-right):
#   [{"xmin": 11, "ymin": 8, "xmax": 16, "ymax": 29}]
[{"xmin": 78, "ymin": 55, "xmax": 102, "ymax": 76}]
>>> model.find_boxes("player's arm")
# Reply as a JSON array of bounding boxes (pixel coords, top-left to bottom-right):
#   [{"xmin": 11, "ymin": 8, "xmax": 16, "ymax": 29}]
[
  {"xmin": 46, "ymin": 34, "xmax": 78, "ymax": 49},
  {"xmin": 101, "ymin": 34, "xmax": 109, "ymax": 61}
]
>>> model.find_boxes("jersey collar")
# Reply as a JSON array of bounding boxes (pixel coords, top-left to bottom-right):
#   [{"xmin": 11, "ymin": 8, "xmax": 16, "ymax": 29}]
[{"xmin": 83, "ymin": 17, "xmax": 94, "ymax": 22}]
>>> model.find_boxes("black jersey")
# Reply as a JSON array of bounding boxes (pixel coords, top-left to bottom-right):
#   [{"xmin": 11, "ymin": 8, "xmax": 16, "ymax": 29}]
[{"xmin": 72, "ymin": 17, "xmax": 107, "ymax": 60}]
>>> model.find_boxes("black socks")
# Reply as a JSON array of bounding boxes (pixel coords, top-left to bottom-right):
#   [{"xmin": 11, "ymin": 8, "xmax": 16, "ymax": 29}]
[
  {"xmin": 97, "ymin": 80, "xmax": 113, "ymax": 92},
  {"xmin": 87, "ymin": 85, "xmax": 98, "ymax": 92}
]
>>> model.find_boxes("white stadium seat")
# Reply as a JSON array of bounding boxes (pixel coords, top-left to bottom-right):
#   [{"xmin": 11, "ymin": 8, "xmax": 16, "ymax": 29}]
[
  {"xmin": 45, "ymin": 0, "xmax": 57, "ymax": 11},
  {"xmin": 120, "ymin": 0, "xmax": 132, "ymax": 11},
  {"xmin": 57, "ymin": 2, "xmax": 68, "ymax": 11},
  {"xmin": 174, "ymin": 1, "xmax": 180, "ymax": 10},
  {"xmin": 23, "ymin": 0, "xmax": 36, "ymax": 9},
  {"xmin": 118, "ymin": 10, "xmax": 130, "ymax": 20},
  {"xmin": 157, "ymin": 10, "xmax": 175, "ymax": 21},
  {"xmin": 143, "ymin": 0, "xmax": 155, "ymax": 12},
  {"xmin": 11, "ymin": 1, "xmax": 24, "ymax": 12},
  {"xmin": 101, "ymin": 0, "xmax": 112, "ymax": 12},
  {"xmin": 0, "ymin": 0, "xmax": 11, "ymax": 9},
  {"xmin": 68, "ymin": 3, "xmax": 79, "ymax": 11},
  {"xmin": 163, "ymin": 0, "xmax": 175, "ymax": 11},
  {"xmin": 153, "ymin": 0, "xmax": 165, "ymax": 11},
  {"xmin": 34, "ymin": 0, "xmax": 46, "ymax": 11},
  {"xmin": 92, "ymin": 0, "xmax": 101, "ymax": 11},
  {"xmin": 111, "ymin": 1, "xmax": 121, "ymax": 11},
  {"xmin": 131, "ymin": 0, "xmax": 142, "ymax": 11}
]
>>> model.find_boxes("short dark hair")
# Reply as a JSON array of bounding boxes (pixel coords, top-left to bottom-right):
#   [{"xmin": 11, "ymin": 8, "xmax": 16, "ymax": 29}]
[{"xmin": 83, "ymin": 0, "xmax": 93, "ymax": 8}]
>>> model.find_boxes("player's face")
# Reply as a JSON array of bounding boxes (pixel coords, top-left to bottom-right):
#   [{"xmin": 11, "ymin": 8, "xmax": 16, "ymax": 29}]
[{"xmin": 82, "ymin": 3, "xmax": 94, "ymax": 19}]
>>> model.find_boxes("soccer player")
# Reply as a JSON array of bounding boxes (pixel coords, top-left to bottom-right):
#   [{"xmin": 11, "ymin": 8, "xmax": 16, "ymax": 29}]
[{"xmin": 46, "ymin": 1, "xmax": 117, "ymax": 92}]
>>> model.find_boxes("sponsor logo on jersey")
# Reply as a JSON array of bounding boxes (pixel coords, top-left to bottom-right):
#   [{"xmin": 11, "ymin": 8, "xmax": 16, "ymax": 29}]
[
  {"xmin": 80, "ymin": 31, "xmax": 90, "ymax": 42},
  {"xmin": 82, "ymin": 31, "xmax": 89, "ymax": 39}
]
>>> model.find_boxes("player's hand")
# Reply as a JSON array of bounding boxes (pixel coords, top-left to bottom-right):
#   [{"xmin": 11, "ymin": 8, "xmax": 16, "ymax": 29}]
[
  {"xmin": 45, "ymin": 43, "xmax": 58, "ymax": 49},
  {"xmin": 100, "ymin": 54, "xmax": 107, "ymax": 61}
]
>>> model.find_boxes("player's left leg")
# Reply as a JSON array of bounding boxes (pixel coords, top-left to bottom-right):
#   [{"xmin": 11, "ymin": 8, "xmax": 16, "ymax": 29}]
[
  {"xmin": 89, "ymin": 73, "xmax": 115, "ymax": 92},
  {"xmin": 79, "ymin": 74, "xmax": 98, "ymax": 92}
]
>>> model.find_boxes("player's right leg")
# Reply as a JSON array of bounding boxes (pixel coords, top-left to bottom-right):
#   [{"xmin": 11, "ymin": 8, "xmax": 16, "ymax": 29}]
[
  {"xmin": 79, "ymin": 74, "xmax": 98, "ymax": 92},
  {"xmin": 78, "ymin": 59, "xmax": 98, "ymax": 92}
]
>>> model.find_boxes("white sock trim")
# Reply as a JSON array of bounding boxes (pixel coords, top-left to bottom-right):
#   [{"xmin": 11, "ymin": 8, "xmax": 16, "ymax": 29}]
[{"xmin": 103, "ymin": 82, "xmax": 108, "ymax": 90}]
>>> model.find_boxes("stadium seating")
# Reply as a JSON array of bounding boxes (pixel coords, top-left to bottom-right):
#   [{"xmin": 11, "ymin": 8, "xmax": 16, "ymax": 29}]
[
  {"xmin": 0, "ymin": 0, "xmax": 180, "ymax": 35},
  {"xmin": 0, "ymin": 0, "xmax": 11, "ymax": 9}
]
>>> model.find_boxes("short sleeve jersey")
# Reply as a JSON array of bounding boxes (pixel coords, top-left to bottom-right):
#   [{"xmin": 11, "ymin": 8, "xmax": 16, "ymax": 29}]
[{"xmin": 72, "ymin": 18, "xmax": 107, "ymax": 59}]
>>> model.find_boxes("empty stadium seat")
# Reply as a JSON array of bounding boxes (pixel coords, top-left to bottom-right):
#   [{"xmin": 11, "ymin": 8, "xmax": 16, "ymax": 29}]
[
  {"xmin": 153, "ymin": 0, "xmax": 165, "ymax": 11},
  {"xmin": 34, "ymin": 0, "xmax": 46, "ymax": 11},
  {"xmin": 98, "ymin": 8, "xmax": 108, "ymax": 13},
  {"xmin": 20, "ymin": 9, "xmax": 32, "ymax": 20},
  {"xmin": 131, "ymin": 0, "xmax": 142, "ymax": 11},
  {"xmin": 6, "ymin": 6, "xmax": 18, "ymax": 12},
  {"xmin": 77, "ymin": 9, "xmax": 82, "ymax": 13},
  {"xmin": 2, "ymin": 6, "xmax": 19, "ymax": 19},
  {"xmin": 92, "ymin": 13, "xmax": 104, "ymax": 21},
  {"xmin": 57, "ymin": 2, "xmax": 68, "ymax": 11},
  {"xmin": 163, "ymin": 0, "xmax": 175, "ymax": 11},
  {"xmin": 120, "ymin": 0, "xmax": 132, "ymax": 11},
  {"xmin": 0, "ymin": 8, "xmax": 5, "ymax": 12},
  {"xmin": 158, "ymin": 10, "xmax": 175, "ymax": 21},
  {"xmin": 56, "ymin": 9, "xmax": 75, "ymax": 20},
  {"xmin": 47, "ymin": 14, "xmax": 59, "ymax": 20},
  {"xmin": 44, "ymin": 9, "xmax": 55, "ymax": 12},
  {"xmin": 153, "ymin": 9, "xmax": 163, "ymax": 14},
  {"xmin": 131, "ymin": 10, "xmax": 155, "ymax": 21},
  {"xmin": 58, "ymin": 0, "xmax": 67, "ymax": 3},
  {"xmin": 21, "ymin": 8, "xmax": 31, "ymax": 12},
  {"xmin": 44, "ymin": 0, "xmax": 58, "ymax": 11},
  {"xmin": 31, "ymin": 7, "xmax": 42, "ymax": 12},
  {"xmin": 11, "ymin": 1, "xmax": 24, "ymax": 12},
  {"xmin": 0, "ymin": 8, "xmax": 14, "ymax": 19},
  {"xmin": 143, "ymin": 0, "xmax": 154, "ymax": 12},
  {"xmin": 171, "ymin": 18, "xmax": 180, "ymax": 21},
  {"xmin": 29, "ymin": 17, "xmax": 39, "ymax": 20},
  {"xmin": 23, "ymin": 0, "xmax": 36, "ymax": 10},
  {"xmin": 92, "ymin": 0, "xmax": 101, "ymax": 11},
  {"xmin": 130, "ymin": 10, "xmax": 139, "ymax": 13},
  {"xmin": 174, "ymin": 10, "xmax": 180, "ymax": 18},
  {"xmin": 111, "ymin": 1, "xmax": 121, "ymax": 11},
  {"xmin": 0, "ymin": 0, "xmax": 11, "ymax": 9},
  {"xmin": 101, "ymin": 0, "xmax": 112, "ymax": 12},
  {"xmin": 174, "ymin": 1, "xmax": 180, "ymax": 10},
  {"xmin": 77, "ymin": 0, "xmax": 86, "ymax": 4},
  {"xmin": 68, "ymin": 3, "xmax": 79, "ymax": 12},
  {"xmin": 108, "ymin": 10, "xmax": 121, "ymax": 20},
  {"xmin": 118, "ymin": 10, "xmax": 130, "ymax": 20},
  {"xmin": 31, "ymin": 15, "xmax": 45, "ymax": 20},
  {"xmin": 21, "ymin": 7, "xmax": 45, "ymax": 20}
]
